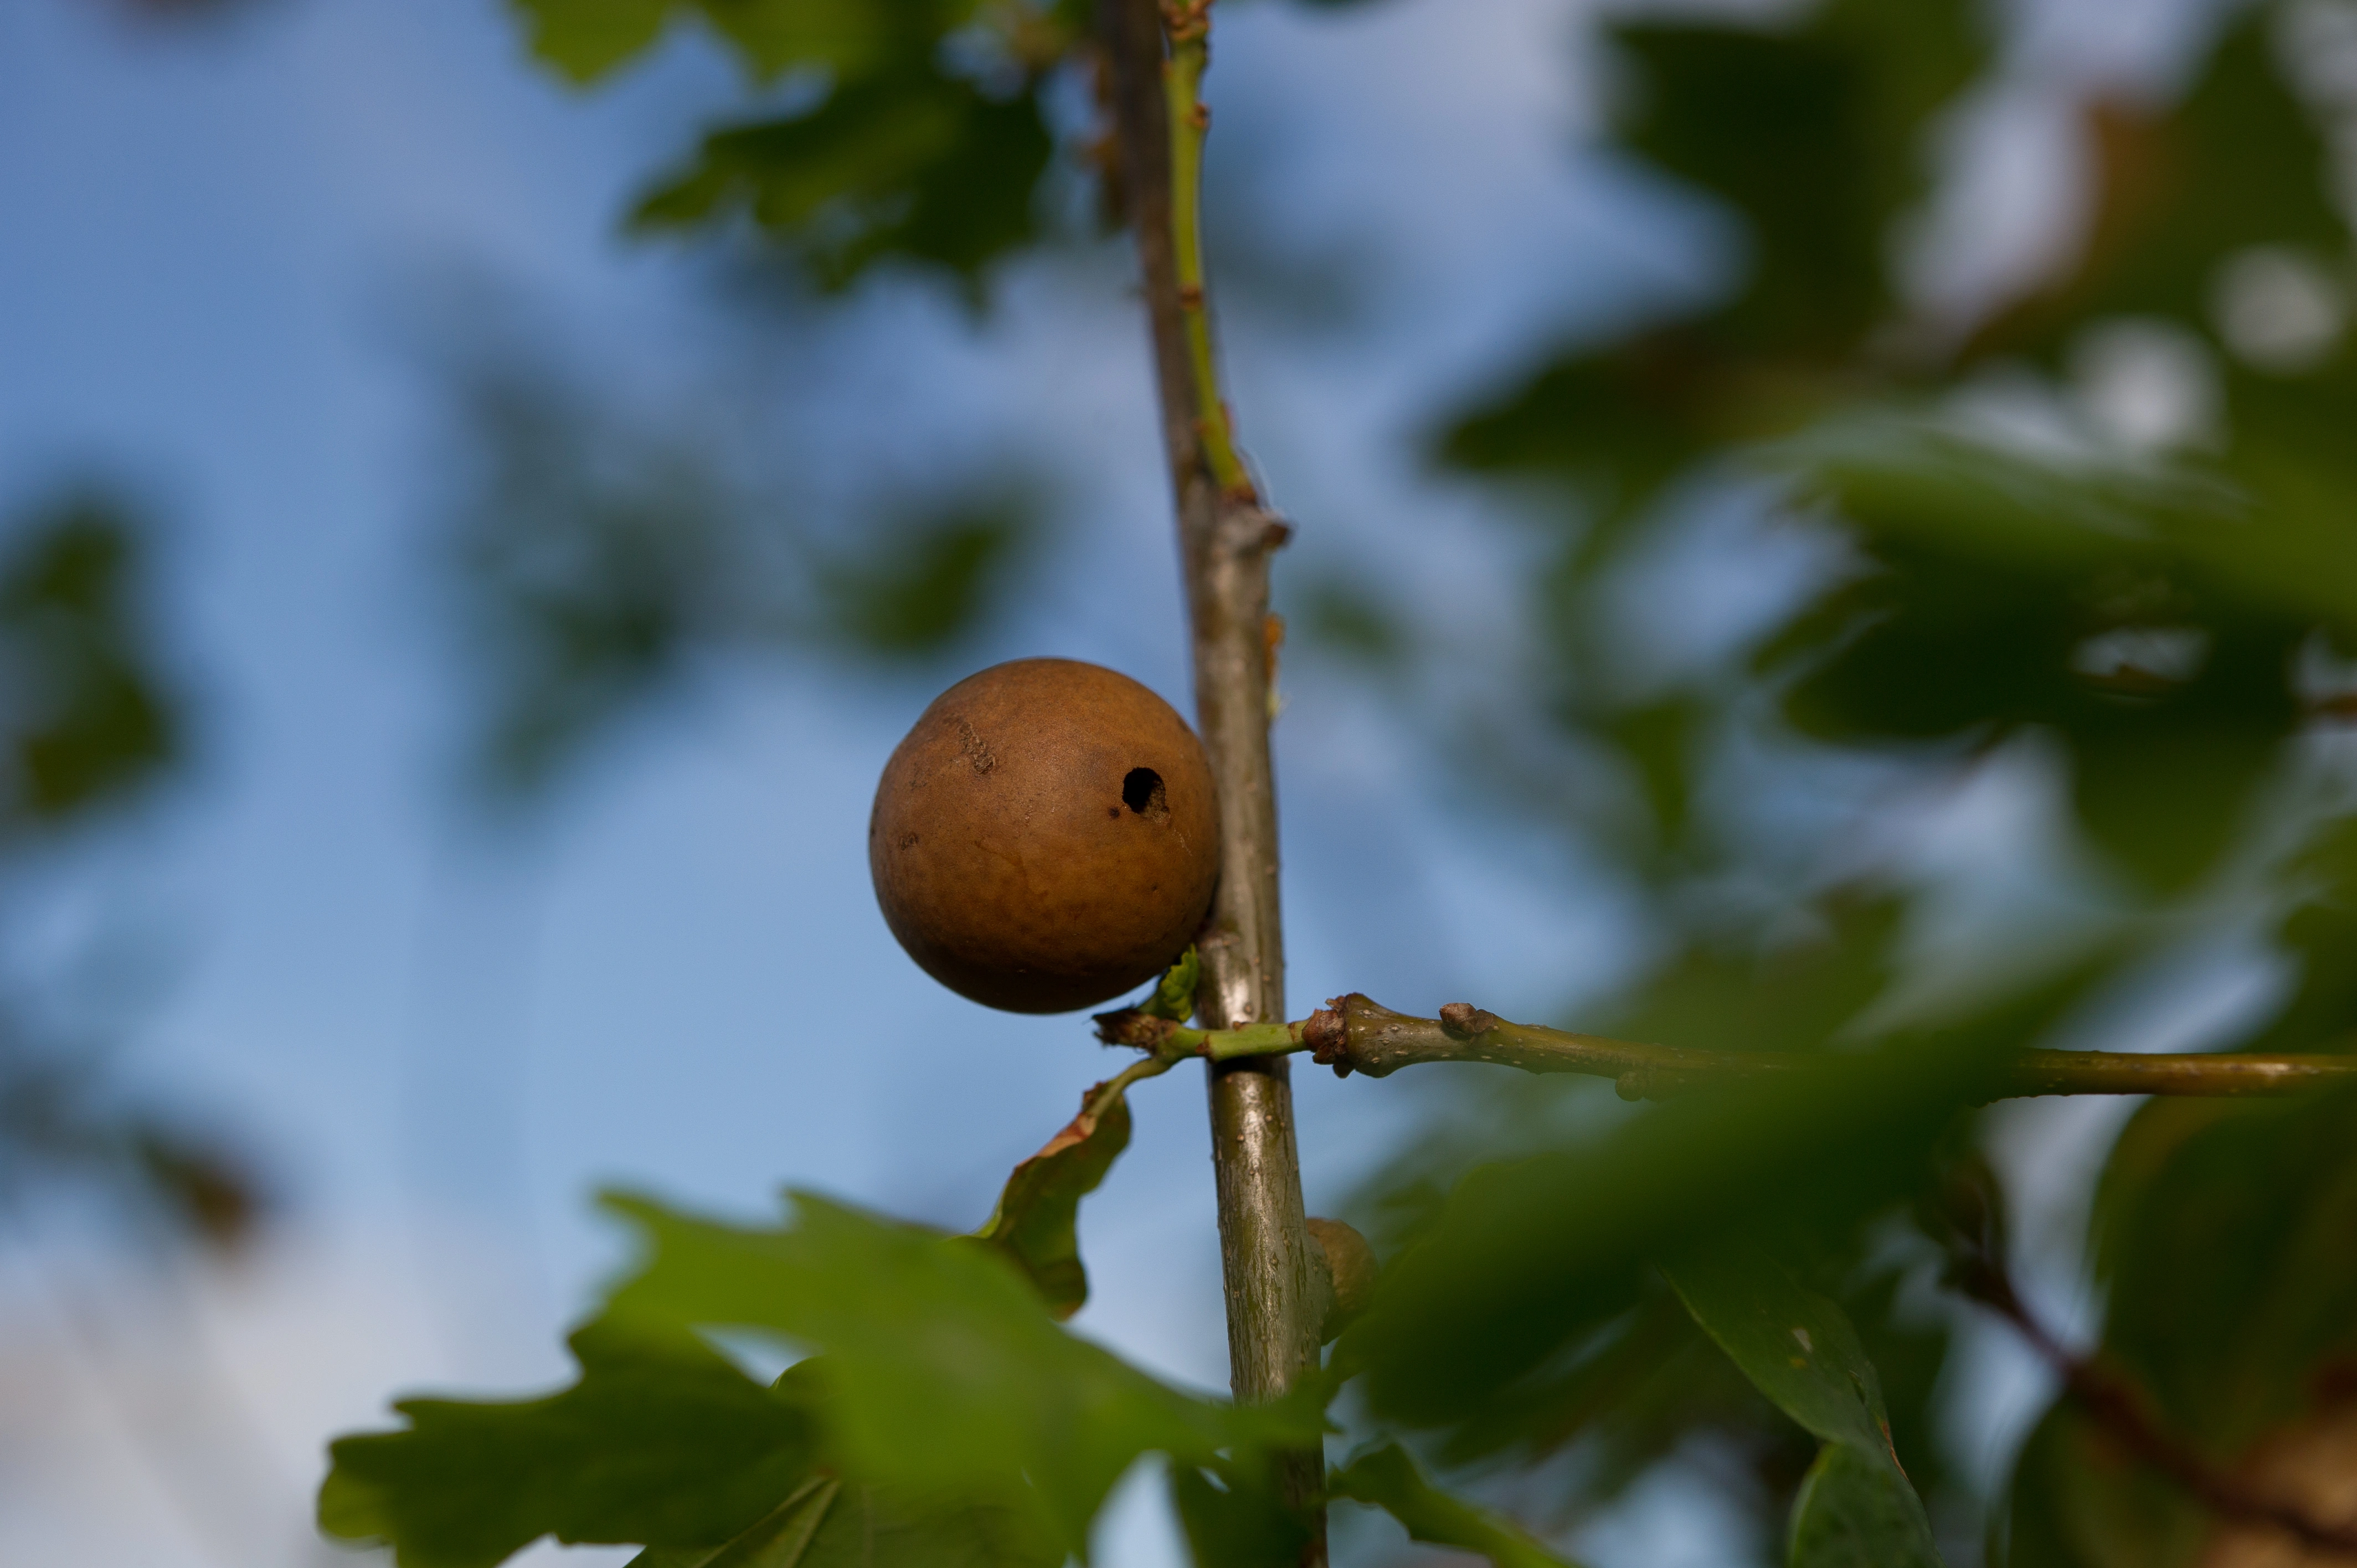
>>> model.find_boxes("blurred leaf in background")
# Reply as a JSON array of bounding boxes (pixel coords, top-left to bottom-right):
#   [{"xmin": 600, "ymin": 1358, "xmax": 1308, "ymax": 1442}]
[
  {"xmin": 440, "ymin": 360, "xmax": 1041, "ymax": 796},
  {"xmin": 513, "ymin": 0, "xmax": 1087, "ymax": 293},
  {"xmin": 1362, "ymin": 0, "xmax": 2357, "ymax": 1555},
  {"xmin": 0, "ymin": 493, "xmax": 180, "ymax": 835},
  {"xmin": 0, "ymin": 489, "xmax": 260, "ymax": 1245}
]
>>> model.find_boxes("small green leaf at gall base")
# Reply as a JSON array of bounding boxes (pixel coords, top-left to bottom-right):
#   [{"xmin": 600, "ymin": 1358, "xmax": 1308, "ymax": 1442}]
[
  {"xmin": 1327, "ymin": 1442, "xmax": 1584, "ymax": 1568},
  {"xmin": 1143, "ymin": 946, "xmax": 1201, "ymax": 1022},
  {"xmin": 972, "ymin": 1080, "xmax": 1137, "ymax": 1318}
]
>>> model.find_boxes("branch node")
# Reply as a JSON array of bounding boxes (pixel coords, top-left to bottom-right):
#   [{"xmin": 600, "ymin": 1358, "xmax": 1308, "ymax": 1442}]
[
  {"xmin": 1305, "ymin": 1003, "xmax": 1349, "ymax": 1076},
  {"xmin": 1438, "ymin": 1003, "xmax": 1501, "ymax": 1039},
  {"xmin": 1094, "ymin": 1007, "xmax": 1182, "ymax": 1051}
]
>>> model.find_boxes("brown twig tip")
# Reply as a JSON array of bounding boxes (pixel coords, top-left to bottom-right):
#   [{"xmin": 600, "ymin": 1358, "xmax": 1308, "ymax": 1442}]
[
  {"xmin": 1438, "ymin": 1003, "xmax": 1501, "ymax": 1039},
  {"xmin": 1304, "ymin": 1003, "xmax": 1349, "ymax": 1075},
  {"xmin": 1094, "ymin": 1007, "xmax": 1181, "ymax": 1050}
]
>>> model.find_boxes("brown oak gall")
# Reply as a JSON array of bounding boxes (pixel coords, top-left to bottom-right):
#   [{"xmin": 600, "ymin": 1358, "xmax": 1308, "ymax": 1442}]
[{"xmin": 869, "ymin": 658, "xmax": 1220, "ymax": 1014}]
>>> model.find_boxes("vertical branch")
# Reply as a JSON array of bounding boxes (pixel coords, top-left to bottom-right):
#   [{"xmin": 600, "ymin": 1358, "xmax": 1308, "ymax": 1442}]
[{"xmin": 1097, "ymin": 0, "xmax": 1326, "ymax": 1559}]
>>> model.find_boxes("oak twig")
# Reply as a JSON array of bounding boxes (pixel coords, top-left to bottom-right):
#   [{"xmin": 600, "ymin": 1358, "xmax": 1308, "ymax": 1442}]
[
  {"xmin": 1946, "ymin": 1224, "xmax": 2357, "ymax": 1557},
  {"xmin": 1094, "ymin": 993, "xmax": 2357, "ymax": 1102},
  {"xmin": 1098, "ymin": 0, "xmax": 1324, "ymax": 1558}
]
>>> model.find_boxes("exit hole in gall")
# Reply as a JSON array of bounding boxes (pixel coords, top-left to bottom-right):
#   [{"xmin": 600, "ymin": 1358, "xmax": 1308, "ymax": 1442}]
[{"xmin": 1122, "ymin": 767, "xmax": 1170, "ymax": 823}]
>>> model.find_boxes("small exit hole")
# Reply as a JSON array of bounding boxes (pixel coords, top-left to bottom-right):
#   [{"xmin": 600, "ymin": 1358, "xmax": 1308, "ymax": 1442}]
[{"xmin": 1122, "ymin": 767, "xmax": 1169, "ymax": 823}]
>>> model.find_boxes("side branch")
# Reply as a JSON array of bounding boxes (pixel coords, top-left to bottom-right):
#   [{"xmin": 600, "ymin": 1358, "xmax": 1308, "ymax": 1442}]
[
  {"xmin": 1097, "ymin": 993, "xmax": 2357, "ymax": 1100},
  {"xmin": 1946, "ymin": 1214, "xmax": 2357, "ymax": 1556}
]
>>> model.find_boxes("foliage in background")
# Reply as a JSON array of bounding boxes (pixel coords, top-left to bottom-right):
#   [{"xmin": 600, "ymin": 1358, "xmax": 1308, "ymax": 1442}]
[
  {"xmin": 440, "ymin": 360, "xmax": 1038, "ymax": 793},
  {"xmin": 0, "ymin": 491, "xmax": 259, "ymax": 1244}
]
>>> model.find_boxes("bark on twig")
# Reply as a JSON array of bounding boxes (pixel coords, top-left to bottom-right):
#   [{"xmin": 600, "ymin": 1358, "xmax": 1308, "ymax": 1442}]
[
  {"xmin": 1097, "ymin": 1, "xmax": 1325, "ymax": 1557},
  {"xmin": 1293, "ymin": 995, "xmax": 2357, "ymax": 1100}
]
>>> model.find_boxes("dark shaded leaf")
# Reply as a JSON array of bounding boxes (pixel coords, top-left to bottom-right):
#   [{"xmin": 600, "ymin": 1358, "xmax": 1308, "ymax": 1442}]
[
  {"xmin": 1970, "ymin": 11, "xmax": 2344, "ymax": 364},
  {"xmin": 0, "ymin": 495, "xmax": 181, "ymax": 831},
  {"xmin": 1664, "ymin": 1245, "xmax": 1941, "ymax": 1567},
  {"xmin": 626, "ymin": 1479, "xmax": 1056, "ymax": 1568},
  {"xmin": 1344, "ymin": 966, "xmax": 2084, "ymax": 1433},
  {"xmin": 1999, "ymin": 1401, "xmax": 2205, "ymax": 1568},
  {"xmin": 818, "ymin": 507, "xmax": 1028, "ymax": 658},
  {"xmin": 1764, "ymin": 422, "xmax": 2323, "ymax": 889},
  {"xmin": 1329, "ymin": 1442, "xmax": 1584, "ymax": 1568},
  {"xmin": 2090, "ymin": 1084, "xmax": 2357, "ymax": 1455},
  {"xmin": 1169, "ymin": 1458, "xmax": 1316, "ymax": 1568},
  {"xmin": 1438, "ymin": 0, "xmax": 1985, "ymax": 534},
  {"xmin": 1787, "ymin": 1441, "xmax": 1944, "ymax": 1568},
  {"xmin": 1614, "ymin": 0, "xmax": 1984, "ymax": 355}
]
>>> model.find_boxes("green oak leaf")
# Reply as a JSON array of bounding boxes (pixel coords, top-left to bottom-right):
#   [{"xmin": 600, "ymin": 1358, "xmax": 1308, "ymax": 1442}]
[
  {"xmin": 626, "ymin": 1477, "xmax": 1057, "ymax": 1568},
  {"xmin": 318, "ymin": 1318, "xmax": 820, "ymax": 1568},
  {"xmin": 601, "ymin": 1189, "xmax": 1324, "ymax": 1560}
]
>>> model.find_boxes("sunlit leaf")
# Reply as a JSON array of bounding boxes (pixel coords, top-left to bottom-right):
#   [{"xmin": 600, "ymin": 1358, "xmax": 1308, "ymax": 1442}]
[
  {"xmin": 319, "ymin": 1319, "xmax": 821, "ymax": 1567},
  {"xmin": 601, "ymin": 1190, "xmax": 1322, "ymax": 1558},
  {"xmin": 625, "ymin": 1478, "xmax": 1056, "ymax": 1568}
]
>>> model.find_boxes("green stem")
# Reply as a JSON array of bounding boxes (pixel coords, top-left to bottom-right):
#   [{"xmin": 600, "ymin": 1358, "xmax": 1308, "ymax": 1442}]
[
  {"xmin": 1084, "ymin": 1050, "xmax": 1179, "ymax": 1120},
  {"xmin": 1163, "ymin": 3, "xmax": 1254, "ymax": 502}
]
